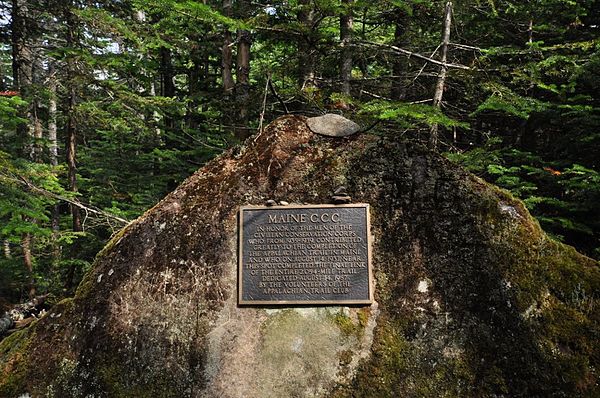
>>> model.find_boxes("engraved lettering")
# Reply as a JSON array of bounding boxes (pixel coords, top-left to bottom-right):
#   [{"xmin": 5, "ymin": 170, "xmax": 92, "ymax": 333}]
[{"xmin": 240, "ymin": 205, "xmax": 371, "ymax": 304}]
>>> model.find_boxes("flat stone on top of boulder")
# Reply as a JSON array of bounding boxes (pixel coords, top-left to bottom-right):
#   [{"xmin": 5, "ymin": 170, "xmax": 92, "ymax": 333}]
[{"xmin": 306, "ymin": 113, "xmax": 360, "ymax": 137}]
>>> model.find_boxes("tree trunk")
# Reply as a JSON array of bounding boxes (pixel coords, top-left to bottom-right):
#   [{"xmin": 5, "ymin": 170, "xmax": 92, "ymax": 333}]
[
  {"xmin": 429, "ymin": 1, "xmax": 452, "ymax": 150},
  {"xmin": 65, "ymin": 91, "xmax": 80, "ymax": 222},
  {"xmin": 0, "ymin": 61, "xmax": 5, "ymax": 91},
  {"xmin": 160, "ymin": 47, "xmax": 175, "ymax": 98},
  {"xmin": 3, "ymin": 240, "xmax": 11, "ymax": 259},
  {"xmin": 21, "ymin": 232, "xmax": 35, "ymax": 298},
  {"xmin": 136, "ymin": 4, "xmax": 161, "ymax": 147},
  {"xmin": 65, "ymin": 87, "xmax": 81, "ymax": 232},
  {"xmin": 31, "ymin": 103, "xmax": 42, "ymax": 161},
  {"xmin": 222, "ymin": 0, "xmax": 235, "ymax": 95},
  {"xmin": 65, "ymin": 7, "xmax": 81, "ymax": 233},
  {"xmin": 11, "ymin": 0, "xmax": 31, "ymax": 91},
  {"xmin": 48, "ymin": 63, "xmax": 58, "ymax": 167},
  {"xmin": 30, "ymin": 29, "xmax": 44, "ymax": 161},
  {"xmin": 48, "ymin": 62, "xmax": 60, "ymax": 263},
  {"xmin": 390, "ymin": 8, "xmax": 410, "ymax": 100},
  {"xmin": 187, "ymin": 40, "xmax": 203, "ymax": 129},
  {"xmin": 340, "ymin": 0, "xmax": 353, "ymax": 97},
  {"xmin": 64, "ymin": 4, "xmax": 82, "ymax": 291},
  {"xmin": 235, "ymin": 29, "xmax": 251, "ymax": 140},
  {"xmin": 160, "ymin": 46, "xmax": 175, "ymax": 132},
  {"xmin": 11, "ymin": 0, "xmax": 34, "ymax": 158},
  {"xmin": 297, "ymin": 0, "xmax": 316, "ymax": 90},
  {"xmin": 64, "ymin": 85, "xmax": 81, "ymax": 291},
  {"xmin": 12, "ymin": 0, "xmax": 37, "ymax": 295},
  {"xmin": 221, "ymin": 6, "xmax": 235, "ymax": 131}
]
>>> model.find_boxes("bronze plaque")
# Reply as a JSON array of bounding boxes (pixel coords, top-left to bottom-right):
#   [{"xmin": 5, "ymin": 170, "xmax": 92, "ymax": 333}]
[{"xmin": 238, "ymin": 204, "xmax": 373, "ymax": 305}]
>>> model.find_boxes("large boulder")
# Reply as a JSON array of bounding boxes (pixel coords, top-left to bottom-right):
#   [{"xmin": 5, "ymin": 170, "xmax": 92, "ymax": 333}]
[{"xmin": 1, "ymin": 115, "xmax": 598, "ymax": 397}]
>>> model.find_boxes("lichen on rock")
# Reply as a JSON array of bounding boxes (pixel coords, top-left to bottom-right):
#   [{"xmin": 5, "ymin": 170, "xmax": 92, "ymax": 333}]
[{"xmin": 0, "ymin": 115, "xmax": 598, "ymax": 397}]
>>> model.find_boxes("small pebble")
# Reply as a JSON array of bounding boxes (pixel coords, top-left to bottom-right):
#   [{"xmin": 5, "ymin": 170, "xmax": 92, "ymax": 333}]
[
  {"xmin": 332, "ymin": 195, "xmax": 352, "ymax": 204},
  {"xmin": 334, "ymin": 186, "xmax": 347, "ymax": 195}
]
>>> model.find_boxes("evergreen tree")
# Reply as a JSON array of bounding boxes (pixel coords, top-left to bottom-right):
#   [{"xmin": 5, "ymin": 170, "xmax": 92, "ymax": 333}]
[{"xmin": 0, "ymin": 0, "xmax": 598, "ymax": 306}]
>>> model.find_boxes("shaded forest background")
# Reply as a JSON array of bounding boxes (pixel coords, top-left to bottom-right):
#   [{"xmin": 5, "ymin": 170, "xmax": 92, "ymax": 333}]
[{"xmin": 0, "ymin": 0, "xmax": 598, "ymax": 306}]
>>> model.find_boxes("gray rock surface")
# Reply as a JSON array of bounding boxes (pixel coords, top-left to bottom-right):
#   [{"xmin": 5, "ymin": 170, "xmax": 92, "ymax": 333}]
[{"xmin": 306, "ymin": 113, "xmax": 360, "ymax": 137}]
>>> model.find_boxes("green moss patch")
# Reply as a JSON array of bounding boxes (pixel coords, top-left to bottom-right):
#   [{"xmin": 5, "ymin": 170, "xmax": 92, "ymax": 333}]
[{"xmin": 0, "ymin": 327, "xmax": 34, "ymax": 397}]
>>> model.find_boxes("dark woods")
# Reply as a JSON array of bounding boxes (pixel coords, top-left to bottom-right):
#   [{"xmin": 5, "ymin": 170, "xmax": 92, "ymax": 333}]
[{"xmin": 0, "ymin": 0, "xmax": 598, "ymax": 306}]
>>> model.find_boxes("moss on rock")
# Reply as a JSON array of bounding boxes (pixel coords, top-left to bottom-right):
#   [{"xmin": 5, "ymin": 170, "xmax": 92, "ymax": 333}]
[
  {"xmin": 0, "ymin": 327, "xmax": 33, "ymax": 397},
  {"xmin": 0, "ymin": 115, "xmax": 598, "ymax": 397}
]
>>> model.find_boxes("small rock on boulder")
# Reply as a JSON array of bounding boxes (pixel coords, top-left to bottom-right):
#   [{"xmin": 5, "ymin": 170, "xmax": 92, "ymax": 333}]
[{"xmin": 306, "ymin": 113, "xmax": 360, "ymax": 137}]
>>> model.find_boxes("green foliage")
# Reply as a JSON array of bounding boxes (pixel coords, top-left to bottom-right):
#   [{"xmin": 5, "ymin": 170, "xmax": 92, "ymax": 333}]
[
  {"xmin": 0, "ymin": 161, "xmax": 46, "ymax": 297},
  {"xmin": 0, "ymin": 0, "xmax": 597, "ymax": 304},
  {"xmin": 360, "ymin": 100, "xmax": 469, "ymax": 129},
  {"xmin": 134, "ymin": 0, "xmax": 246, "ymax": 30},
  {"xmin": 474, "ymin": 84, "xmax": 549, "ymax": 119},
  {"xmin": 0, "ymin": 97, "xmax": 27, "ymax": 129},
  {"xmin": 447, "ymin": 141, "xmax": 600, "ymax": 258}
]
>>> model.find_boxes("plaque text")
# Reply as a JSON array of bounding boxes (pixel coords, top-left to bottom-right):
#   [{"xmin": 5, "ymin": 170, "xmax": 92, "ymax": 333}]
[{"xmin": 238, "ymin": 204, "xmax": 372, "ymax": 305}]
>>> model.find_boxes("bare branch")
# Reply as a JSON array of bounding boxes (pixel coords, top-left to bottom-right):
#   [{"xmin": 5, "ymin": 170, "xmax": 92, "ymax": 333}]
[
  {"xmin": 413, "ymin": 44, "xmax": 442, "ymax": 84},
  {"xmin": 2, "ymin": 173, "xmax": 130, "ymax": 226},
  {"xmin": 360, "ymin": 89, "xmax": 392, "ymax": 101},
  {"xmin": 268, "ymin": 78, "xmax": 290, "ymax": 114},
  {"xmin": 358, "ymin": 40, "xmax": 471, "ymax": 71},
  {"xmin": 450, "ymin": 43, "xmax": 482, "ymax": 51},
  {"xmin": 258, "ymin": 75, "xmax": 270, "ymax": 134}
]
